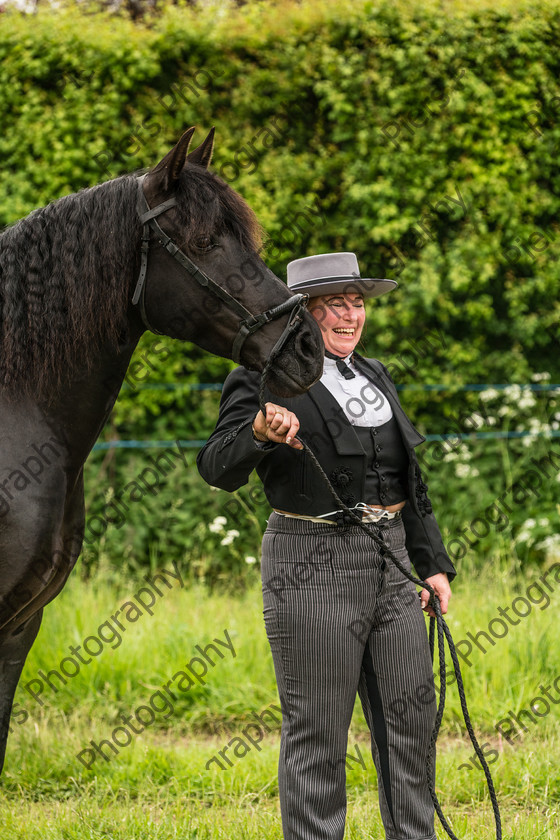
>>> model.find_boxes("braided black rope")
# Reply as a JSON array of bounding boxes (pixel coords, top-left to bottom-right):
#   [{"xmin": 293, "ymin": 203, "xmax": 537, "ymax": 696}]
[{"xmin": 258, "ymin": 357, "xmax": 502, "ymax": 840}]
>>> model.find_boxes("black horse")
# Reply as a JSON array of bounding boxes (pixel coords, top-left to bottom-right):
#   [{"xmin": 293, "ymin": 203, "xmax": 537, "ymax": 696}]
[{"xmin": 0, "ymin": 128, "xmax": 322, "ymax": 771}]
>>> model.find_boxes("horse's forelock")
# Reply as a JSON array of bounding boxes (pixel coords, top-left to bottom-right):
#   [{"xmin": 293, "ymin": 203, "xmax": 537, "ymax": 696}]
[{"xmin": 175, "ymin": 166, "xmax": 263, "ymax": 253}]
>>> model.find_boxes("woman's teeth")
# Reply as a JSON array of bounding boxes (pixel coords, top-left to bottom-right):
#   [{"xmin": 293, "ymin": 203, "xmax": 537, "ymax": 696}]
[{"xmin": 333, "ymin": 328, "xmax": 354, "ymax": 334}]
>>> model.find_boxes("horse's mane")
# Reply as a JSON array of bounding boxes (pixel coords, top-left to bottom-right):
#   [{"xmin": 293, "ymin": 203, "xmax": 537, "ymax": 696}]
[{"xmin": 0, "ymin": 166, "xmax": 262, "ymax": 401}]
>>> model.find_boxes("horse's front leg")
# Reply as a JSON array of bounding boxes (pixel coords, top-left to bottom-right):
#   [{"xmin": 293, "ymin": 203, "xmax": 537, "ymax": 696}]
[
  {"xmin": 0, "ymin": 476, "xmax": 85, "ymax": 773},
  {"xmin": 0, "ymin": 610, "xmax": 43, "ymax": 773}
]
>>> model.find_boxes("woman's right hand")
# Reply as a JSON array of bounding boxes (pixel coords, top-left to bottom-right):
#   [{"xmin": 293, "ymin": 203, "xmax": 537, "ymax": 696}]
[{"xmin": 252, "ymin": 403, "xmax": 303, "ymax": 450}]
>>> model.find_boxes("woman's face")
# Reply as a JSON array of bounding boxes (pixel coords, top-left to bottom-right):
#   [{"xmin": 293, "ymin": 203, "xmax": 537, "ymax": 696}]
[{"xmin": 308, "ymin": 293, "xmax": 365, "ymax": 357}]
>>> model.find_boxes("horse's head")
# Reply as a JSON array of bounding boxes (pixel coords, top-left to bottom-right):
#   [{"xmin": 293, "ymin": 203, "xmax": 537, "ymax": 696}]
[{"xmin": 133, "ymin": 128, "xmax": 323, "ymax": 397}]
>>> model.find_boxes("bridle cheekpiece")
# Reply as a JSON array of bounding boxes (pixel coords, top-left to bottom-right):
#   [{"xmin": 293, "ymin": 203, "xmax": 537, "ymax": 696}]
[{"xmin": 132, "ymin": 175, "xmax": 308, "ymax": 364}]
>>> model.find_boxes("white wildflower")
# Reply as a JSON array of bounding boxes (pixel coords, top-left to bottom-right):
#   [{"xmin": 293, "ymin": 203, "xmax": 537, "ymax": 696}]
[
  {"xmin": 531, "ymin": 372, "xmax": 551, "ymax": 381},
  {"xmin": 209, "ymin": 515, "xmax": 227, "ymax": 534},
  {"xmin": 245, "ymin": 555, "xmax": 257, "ymax": 565},
  {"xmin": 504, "ymin": 384, "xmax": 522, "ymax": 401},
  {"xmin": 459, "ymin": 443, "xmax": 472, "ymax": 460},
  {"xmin": 538, "ymin": 518, "xmax": 550, "ymax": 527},
  {"xmin": 455, "ymin": 463, "xmax": 476, "ymax": 478},
  {"xmin": 518, "ymin": 392, "xmax": 537, "ymax": 410},
  {"xmin": 480, "ymin": 388, "xmax": 501, "ymax": 401},
  {"xmin": 464, "ymin": 412, "xmax": 485, "ymax": 430},
  {"xmin": 536, "ymin": 535, "xmax": 560, "ymax": 553},
  {"xmin": 220, "ymin": 529, "xmax": 240, "ymax": 546}
]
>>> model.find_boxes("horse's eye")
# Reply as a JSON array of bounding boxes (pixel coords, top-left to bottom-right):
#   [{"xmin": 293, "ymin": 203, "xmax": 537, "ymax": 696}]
[{"xmin": 192, "ymin": 236, "xmax": 215, "ymax": 253}]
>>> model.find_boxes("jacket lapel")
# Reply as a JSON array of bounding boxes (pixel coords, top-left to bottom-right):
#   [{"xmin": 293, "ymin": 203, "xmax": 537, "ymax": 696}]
[
  {"xmin": 352, "ymin": 356, "xmax": 426, "ymax": 447},
  {"xmin": 307, "ymin": 382, "xmax": 365, "ymax": 455}
]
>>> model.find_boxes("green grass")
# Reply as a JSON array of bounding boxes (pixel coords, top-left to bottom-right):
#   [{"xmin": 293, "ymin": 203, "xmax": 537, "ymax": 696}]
[{"xmin": 1, "ymin": 554, "xmax": 560, "ymax": 838}]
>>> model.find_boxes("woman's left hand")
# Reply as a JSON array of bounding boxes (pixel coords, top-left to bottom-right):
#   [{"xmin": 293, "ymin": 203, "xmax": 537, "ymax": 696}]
[{"xmin": 420, "ymin": 573, "xmax": 451, "ymax": 617}]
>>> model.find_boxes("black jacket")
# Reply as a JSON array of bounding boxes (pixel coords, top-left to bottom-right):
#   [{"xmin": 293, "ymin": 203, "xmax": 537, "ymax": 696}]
[{"xmin": 197, "ymin": 354, "xmax": 456, "ymax": 582}]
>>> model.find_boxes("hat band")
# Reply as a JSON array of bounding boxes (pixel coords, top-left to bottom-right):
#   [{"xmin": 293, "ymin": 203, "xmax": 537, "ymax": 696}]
[{"xmin": 290, "ymin": 274, "xmax": 363, "ymax": 288}]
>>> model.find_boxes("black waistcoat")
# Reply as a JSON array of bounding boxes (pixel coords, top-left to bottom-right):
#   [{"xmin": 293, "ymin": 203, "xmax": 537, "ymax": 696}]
[{"xmin": 353, "ymin": 419, "xmax": 409, "ymax": 506}]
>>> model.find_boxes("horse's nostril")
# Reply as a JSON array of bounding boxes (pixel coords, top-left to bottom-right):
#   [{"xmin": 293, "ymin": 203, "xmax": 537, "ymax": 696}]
[{"xmin": 297, "ymin": 329, "xmax": 322, "ymax": 363}]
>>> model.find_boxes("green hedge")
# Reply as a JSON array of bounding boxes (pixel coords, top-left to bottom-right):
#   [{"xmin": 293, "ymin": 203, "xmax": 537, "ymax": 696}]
[{"xmin": 2, "ymin": 0, "xmax": 560, "ymax": 574}]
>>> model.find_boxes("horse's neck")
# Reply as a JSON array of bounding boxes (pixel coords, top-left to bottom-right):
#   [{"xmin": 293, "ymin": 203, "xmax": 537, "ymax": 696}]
[{"xmin": 41, "ymin": 328, "xmax": 143, "ymax": 472}]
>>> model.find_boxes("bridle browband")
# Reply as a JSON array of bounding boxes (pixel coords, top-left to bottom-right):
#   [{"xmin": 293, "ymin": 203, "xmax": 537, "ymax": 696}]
[{"xmin": 132, "ymin": 175, "xmax": 309, "ymax": 363}]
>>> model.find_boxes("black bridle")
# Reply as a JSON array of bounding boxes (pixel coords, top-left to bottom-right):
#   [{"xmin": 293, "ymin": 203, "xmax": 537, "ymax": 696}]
[{"xmin": 132, "ymin": 175, "xmax": 309, "ymax": 363}]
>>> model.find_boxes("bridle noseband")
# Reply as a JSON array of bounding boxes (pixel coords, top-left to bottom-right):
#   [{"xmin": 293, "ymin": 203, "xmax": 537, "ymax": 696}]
[{"xmin": 132, "ymin": 176, "xmax": 308, "ymax": 364}]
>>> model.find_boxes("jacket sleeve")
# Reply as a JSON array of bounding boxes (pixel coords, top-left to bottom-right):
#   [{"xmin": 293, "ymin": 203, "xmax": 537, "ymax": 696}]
[
  {"xmin": 196, "ymin": 367, "xmax": 277, "ymax": 492},
  {"xmin": 401, "ymin": 493, "xmax": 457, "ymax": 581},
  {"xmin": 375, "ymin": 360, "xmax": 457, "ymax": 582}
]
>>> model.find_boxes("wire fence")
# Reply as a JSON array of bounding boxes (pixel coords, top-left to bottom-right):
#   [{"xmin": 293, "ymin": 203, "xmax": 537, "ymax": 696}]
[{"xmin": 119, "ymin": 383, "xmax": 560, "ymax": 393}]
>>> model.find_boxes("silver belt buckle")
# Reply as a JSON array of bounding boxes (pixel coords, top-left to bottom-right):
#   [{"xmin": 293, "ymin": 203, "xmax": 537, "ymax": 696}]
[{"xmin": 359, "ymin": 503, "xmax": 399, "ymax": 523}]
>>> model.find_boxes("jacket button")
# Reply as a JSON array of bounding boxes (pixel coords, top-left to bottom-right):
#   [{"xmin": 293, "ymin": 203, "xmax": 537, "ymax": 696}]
[
  {"xmin": 381, "ymin": 475, "xmax": 386, "ymax": 481},
  {"xmin": 376, "ymin": 445, "xmax": 381, "ymax": 452}
]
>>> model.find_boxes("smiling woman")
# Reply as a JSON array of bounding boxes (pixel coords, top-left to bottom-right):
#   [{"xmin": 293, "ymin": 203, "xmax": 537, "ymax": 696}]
[{"xmin": 197, "ymin": 251, "xmax": 456, "ymax": 840}]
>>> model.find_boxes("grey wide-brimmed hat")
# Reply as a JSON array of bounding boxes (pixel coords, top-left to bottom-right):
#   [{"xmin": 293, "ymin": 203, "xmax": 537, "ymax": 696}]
[{"xmin": 287, "ymin": 252, "xmax": 397, "ymax": 299}]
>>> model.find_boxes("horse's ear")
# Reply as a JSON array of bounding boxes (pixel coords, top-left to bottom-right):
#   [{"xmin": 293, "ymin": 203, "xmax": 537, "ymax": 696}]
[
  {"xmin": 186, "ymin": 127, "xmax": 215, "ymax": 170},
  {"xmin": 148, "ymin": 127, "xmax": 196, "ymax": 191}
]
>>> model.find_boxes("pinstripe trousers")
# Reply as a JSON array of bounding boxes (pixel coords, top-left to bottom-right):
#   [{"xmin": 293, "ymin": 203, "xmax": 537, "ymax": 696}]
[{"xmin": 261, "ymin": 512, "xmax": 437, "ymax": 840}]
